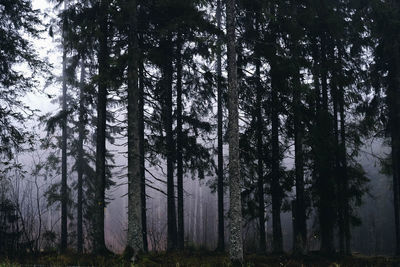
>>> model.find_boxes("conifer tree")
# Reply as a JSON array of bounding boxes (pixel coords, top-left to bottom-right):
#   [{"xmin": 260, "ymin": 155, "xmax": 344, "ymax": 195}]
[
  {"xmin": 226, "ymin": 0, "xmax": 244, "ymax": 262},
  {"xmin": 215, "ymin": 0, "xmax": 225, "ymax": 252},
  {"xmin": 126, "ymin": 0, "xmax": 144, "ymax": 254}
]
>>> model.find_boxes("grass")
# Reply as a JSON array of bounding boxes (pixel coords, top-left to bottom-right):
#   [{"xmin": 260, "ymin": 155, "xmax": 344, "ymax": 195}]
[{"xmin": 1, "ymin": 251, "xmax": 400, "ymax": 266}]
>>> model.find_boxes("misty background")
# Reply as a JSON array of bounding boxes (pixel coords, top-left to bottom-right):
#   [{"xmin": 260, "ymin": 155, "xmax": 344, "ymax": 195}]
[{"xmin": 7, "ymin": 0, "xmax": 394, "ymax": 256}]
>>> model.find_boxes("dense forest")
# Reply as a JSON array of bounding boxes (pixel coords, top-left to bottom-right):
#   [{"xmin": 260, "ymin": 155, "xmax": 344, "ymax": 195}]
[{"xmin": 1, "ymin": 0, "xmax": 400, "ymax": 265}]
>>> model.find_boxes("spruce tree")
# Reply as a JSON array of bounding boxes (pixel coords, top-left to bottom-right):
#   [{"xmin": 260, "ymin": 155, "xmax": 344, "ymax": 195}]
[{"xmin": 226, "ymin": 0, "xmax": 244, "ymax": 262}]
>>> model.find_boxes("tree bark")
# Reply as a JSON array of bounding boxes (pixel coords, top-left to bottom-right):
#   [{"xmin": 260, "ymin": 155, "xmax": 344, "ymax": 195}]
[
  {"xmin": 60, "ymin": 0, "xmax": 68, "ymax": 253},
  {"xmin": 94, "ymin": 0, "xmax": 109, "ymax": 253},
  {"xmin": 290, "ymin": 5, "xmax": 307, "ymax": 252},
  {"xmin": 270, "ymin": 8, "xmax": 283, "ymax": 252},
  {"xmin": 318, "ymin": 34, "xmax": 335, "ymax": 254},
  {"xmin": 333, "ymin": 75, "xmax": 344, "ymax": 254},
  {"xmin": 226, "ymin": 0, "xmax": 243, "ymax": 263},
  {"xmin": 176, "ymin": 36, "xmax": 184, "ymax": 250},
  {"xmin": 389, "ymin": 40, "xmax": 400, "ymax": 256},
  {"xmin": 162, "ymin": 36, "xmax": 178, "ymax": 251},
  {"xmin": 139, "ymin": 38, "xmax": 148, "ymax": 253},
  {"xmin": 255, "ymin": 59, "xmax": 266, "ymax": 253},
  {"xmin": 293, "ymin": 68, "xmax": 306, "ymax": 254},
  {"xmin": 216, "ymin": 0, "xmax": 225, "ymax": 252},
  {"xmin": 127, "ymin": 0, "xmax": 143, "ymax": 254},
  {"xmin": 77, "ymin": 59, "xmax": 86, "ymax": 254},
  {"xmin": 271, "ymin": 69, "xmax": 283, "ymax": 254},
  {"xmin": 339, "ymin": 82, "xmax": 350, "ymax": 255}
]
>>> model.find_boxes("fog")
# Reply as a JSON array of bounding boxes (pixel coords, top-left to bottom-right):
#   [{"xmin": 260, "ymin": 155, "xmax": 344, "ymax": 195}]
[{"xmin": 3, "ymin": 0, "xmax": 396, "ymax": 257}]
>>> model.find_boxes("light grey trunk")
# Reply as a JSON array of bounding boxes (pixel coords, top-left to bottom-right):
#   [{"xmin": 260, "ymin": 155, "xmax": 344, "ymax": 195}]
[
  {"xmin": 127, "ymin": 0, "xmax": 143, "ymax": 255},
  {"xmin": 226, "ymin": 0, "xmax": 243, "ymax": 263}
]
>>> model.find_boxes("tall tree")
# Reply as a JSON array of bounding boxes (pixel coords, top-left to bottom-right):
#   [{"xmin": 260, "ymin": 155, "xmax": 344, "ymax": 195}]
[
  {"xmin": 0, "ymin": 0, "xmax": 47, "ymax": 255},
  {"xmin": 389, "ymin": 40, "xmax": 400, "ymax": 256},
  {"xmin": 176, "ymin": 35, "xmax": 184, "ymax": 250},
  {"xmin": 0, "ymin": 0, "xmax": 45, "ymax": 158},
  {"xmin": 60, "ymin": 0, "xmax": 69, "ymax": 252},
  {"xmin": 369, "ymin": 0, "xmax": 400, "ymax": 254},
  {"xmin": 161, "ymin": 35, "xmax": 178, "ymax": 251},
  {"xmin": 293, "ymin": 67, "xmax": 306, "ymax": 254},
  {"xmin": 384, "ymin": 21, "xmax": 400, "ymax": 255},
  {"xmin": 127, "ymin": 0, "xmax": 143, "ymax": 254},
  {"xmin": 138, "ymin": 37, "xmax": 148, "ymax": 253},
  {"xmin": 77, "ymin": 59, "xmax": 86, "ymax": 253},
  {"xmin": 94, "ymin": 0, "xmax": 109, "ymax": 253},
  {"xmin": 339, "ymin": 80, "xmax": 350, "ymax": 254},
  {"xmin": 289, "ymin": 2, "xmax": 307, "ymax": 253},
  {"xmin": 216, "ymin": 0, "xmax": 225, "ymax": 252},
  {"xmin": 254, "ymin": 53, "xmax": 266, "ymax": 252},
  {"xmin": 383, "ymin": 1, "xmax": 400, "ymax": 253},
  {"xmin": 269, "ymin": 4, "xmax": 283, "ymax": 253},
  {"xmin": 226, "ymin": 0, "xmax": 243, "ymax": 263}
]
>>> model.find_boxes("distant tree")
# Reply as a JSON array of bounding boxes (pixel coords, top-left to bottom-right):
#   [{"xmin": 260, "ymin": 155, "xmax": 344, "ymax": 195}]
[
  {"xmin": 0, "ymin": 193, "xmax": 22, "ymax": 256},
  {"xmin": 76, "ymin": 60, "xmax": 86, "ymax": 253}
]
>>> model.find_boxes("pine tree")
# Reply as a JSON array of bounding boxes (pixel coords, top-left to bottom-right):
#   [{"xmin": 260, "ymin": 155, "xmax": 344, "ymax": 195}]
[
  {"xmin": 94, "ymin": 0, "xmax": 109, "ymax": 253},
  {"xmin": 268, "ymin": 3, "xmax": 284, "ymax": 253},
  {"xmin": 127, "ymin": 0, "xmax": 144, "ymax": 255},
  {"xmin": 369, "ymin": 0, "xmax": 400, "ymax": 254},
  {"xmin": 215, "ymin": 0, "xmax": 225, "ymax": 252},
  {"xmin": 138, "ymin": 34, "xmax": 148, "ymax": 253},
  {"xmin": 0, "ymin": 0, "xmax": 46, "ymax": 160},
  {"xmin": 176, "ymin": 33, "xmax": 184, "ymax": 250},
  {"xmin": 226, "ymin": 0, "xmax": 243, "ymax": 263},
  {"xmin": 76, "ymin": 59, "xmax": 86, "ymax": 253},
  {"xmin": 60, "ymin": 0, "xmax": 69, "ymax": 252}
]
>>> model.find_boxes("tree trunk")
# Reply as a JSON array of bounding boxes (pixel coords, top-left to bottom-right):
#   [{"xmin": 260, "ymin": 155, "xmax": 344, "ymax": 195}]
[
  {"xmin": 94, "ymin": 0, "xmax": 109, "ymax": 253},
  {"xmin": 332, "ymin": 46, "xmax": 348, "ymax": 255},
  {"xmin": 162, "ymin": 37, "xmax": 178, "ymax": 251},
  {"xmin": 226, "ymin": 0, "xmax": 243, "ymax": 263},
  {"xmin": 127, "ymin": 0, "xmax": 143, "ymax": 255},
  {"xmin": 255, "ymin": 59, "xmax": 266, "ymax": 253},
  {"xmin": 60, "ymin": 0, "xmax": 68, "ymax": 252},
  {"xmin": 270, "ymin": 9, "xmax": 283, "ymax": 252},
  {"xmin": 216, "ymin": 0, "xmax": 225, "ymax": 252},
  {"xmin": 271, "ymin": 68, "xmax": 283, "ymax": 254},
  {"xmin": 290, "ymin": 6, "xmax": 307, "ymax": 251},
  {"xmin": 176, "ymin": 36, "xmax": 184, "ymax": 250},
  {"xmin": 139, "ymin": 38, "xmax": 148, "ymax": 253},
  {"xmin": 333, "ymin": 76, "xmax": 344, "ymax": 254},
  {"xmin": 318, "ymin": 34, "xmax": 335, "ymax": 254},
  {"xmin": 77, "ymin": 59, "xmax": 86, "ymax": 254},
  {"xmin": 339, "ymin": 82, "xmax": 350, "ymax": 255},
  {"xmin": 389, "ymin": 40, "xmax": 400, "ymax": 256},
  {"xmin": 293, "ymin": 68, "xmax": 306, "ymax": 255}
]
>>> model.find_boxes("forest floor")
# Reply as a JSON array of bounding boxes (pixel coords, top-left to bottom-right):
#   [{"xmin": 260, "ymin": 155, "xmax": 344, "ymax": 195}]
[{"xmin": 2, "ymin": 250, "xmax": 400, "ymax": 267}]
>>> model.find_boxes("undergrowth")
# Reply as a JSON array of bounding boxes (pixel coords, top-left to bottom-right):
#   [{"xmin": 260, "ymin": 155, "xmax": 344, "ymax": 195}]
[{"xmin": 1, "ymin": 251, "xmax": 400, "ymax": 266}]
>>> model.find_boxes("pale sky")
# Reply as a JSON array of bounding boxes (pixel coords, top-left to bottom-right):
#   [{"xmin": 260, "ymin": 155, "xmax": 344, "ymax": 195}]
[{"xmin": 25, "ymin": 0, "xmax": 60, "ymax": 116}]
